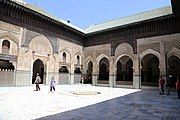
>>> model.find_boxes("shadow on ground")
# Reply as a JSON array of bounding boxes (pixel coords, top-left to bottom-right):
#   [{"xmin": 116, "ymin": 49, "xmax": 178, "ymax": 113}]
[{"xmin": 37, "ymin": 90, "xmax": 180, "ymax": 120}]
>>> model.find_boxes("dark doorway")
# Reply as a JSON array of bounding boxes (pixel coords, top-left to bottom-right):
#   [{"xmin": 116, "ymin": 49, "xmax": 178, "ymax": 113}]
[
  {"xmin": 116, "ymin": 60, "xmax": 123, "ymax": 81},
  {"xmin": 32, "ymin": 59, "xmax": 44, "ymax": 84},
  {"xmin": 141, "ymin": 54, "xmax": 159, "ymax": 86},
  {"xmin": 125, "ymin": 59, "xmax": 133, "ymax": 81},
  {"xmin": 99, "ymin": 63, "xmax": 108, "ymax": 80},
  {"xmin": 98, "ymin": 57, "xmax": 109, "ymax": 81},
  {"xmin": 86, "ymin": 61, "xmax": 93, "ymax": 84},
  {"xmin": 168, "ymin": 55, "xmax": 180, "ymax": 88},
  {"xmin": 116, "ymin": 56, "xmax": 133, "ymax": 85}
]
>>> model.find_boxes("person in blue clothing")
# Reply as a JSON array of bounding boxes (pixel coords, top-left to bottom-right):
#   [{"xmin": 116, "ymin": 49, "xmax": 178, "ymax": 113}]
[{"xmin": 50, "ymin": 76, "xmax": 56, "ymax": 92}]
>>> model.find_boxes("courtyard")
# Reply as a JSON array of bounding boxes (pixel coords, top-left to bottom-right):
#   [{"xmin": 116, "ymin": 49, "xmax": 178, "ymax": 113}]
[{"xmin": 0, "ymin": 85, "xmax": 180, "ymax": 120}]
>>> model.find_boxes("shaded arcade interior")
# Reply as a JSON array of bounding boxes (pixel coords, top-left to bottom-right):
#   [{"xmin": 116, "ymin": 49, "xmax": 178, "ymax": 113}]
[
  {"xmin": 98, "ymin": 57, "xmax": 109, "ymax": 84},
  {"xmin": 168, "ymin": 55, "xmax": 180, "ymax": 87},
  {"xmin": 141, "ymin": 54, "xmax": 160, "ymax": 87},
  {"xmin": 116, "ymin": 56, "xmax": 133, "ymax": 85}
]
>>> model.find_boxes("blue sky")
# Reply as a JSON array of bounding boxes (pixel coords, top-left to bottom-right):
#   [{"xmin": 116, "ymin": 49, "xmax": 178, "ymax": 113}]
[{"xmin": 23, "ymin": 0, "xmax": 171, "ymax": 29}]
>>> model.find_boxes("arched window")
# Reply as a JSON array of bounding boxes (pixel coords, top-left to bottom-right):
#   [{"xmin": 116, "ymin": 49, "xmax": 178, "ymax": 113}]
[
  {"xmin": 63, "ymin": 52, "xmax": 66, "ymax": 63},
  {"xmin": 2, "ymin": 40, "xmax": 10, "ymax": 54},
  {"xmin": 77, "ymin": 55, "xmax": 80, "ymax": 65}
]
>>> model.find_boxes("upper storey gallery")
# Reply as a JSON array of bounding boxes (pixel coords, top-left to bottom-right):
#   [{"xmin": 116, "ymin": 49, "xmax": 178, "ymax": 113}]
[{"xmin": 0, "ymin": 0, "xmax": 180, "ymax": 46}]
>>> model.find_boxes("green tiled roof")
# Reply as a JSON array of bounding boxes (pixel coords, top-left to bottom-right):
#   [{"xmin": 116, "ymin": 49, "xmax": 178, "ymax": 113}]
[
  {"xmin": 10, "ymin": 1, "xmax": 172, "ymax": 34},
  {"xmin": 85, "ymin": 6, "xmax": 172, "ymax": 34},
  {"xmin": 10, "ymin": 0, "xmax": 85, "ymax": 33}
]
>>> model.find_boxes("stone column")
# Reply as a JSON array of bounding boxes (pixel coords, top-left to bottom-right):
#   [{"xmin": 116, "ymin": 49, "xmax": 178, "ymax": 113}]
[
  {"xmin": 114, "ymin": 67, "xmax": 117, "ymax": 86},
  {"xmin": 70, "ymin": 63, "xmax": 74, "ymax": 84},
  {"xmin": 53, "ymin": 54, "xmax": 59, "ymax": 84},
  {"xmin": 92, "ymin": 62, "xmax": 97, "ymax": 86},
  {"xmin": 30, "ymin": 51, "xmax": 35, "ymax": 85},
  {"xmin": 160, "ymin": 41, "xmax": 166, "ymax": 79},
  {"xmin": 12, "ymin": 61, "xmax": 17, "ymax": 86},
  {"xmin": 45, "ymin": 54, "xmax": 50, "ymax": 85},
  {"xmin": 133, "ymin": 55, "xmax": 140, "ymax": 89},
  {"xmin": 109, "ymin": 56, "xmax": 115, "ymax": 87}
]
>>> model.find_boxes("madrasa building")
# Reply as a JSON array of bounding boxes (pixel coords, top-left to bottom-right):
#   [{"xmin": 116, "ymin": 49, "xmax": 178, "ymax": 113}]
[{"xmin": 0, "ymin": 0, "xmax": 180, "ymax": 89}]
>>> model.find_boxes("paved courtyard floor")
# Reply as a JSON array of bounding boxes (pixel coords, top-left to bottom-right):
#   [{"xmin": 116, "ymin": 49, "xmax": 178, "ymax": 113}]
[{"xmin": 0, "ymin": 84, "xmax": 180, "ymax": 120}]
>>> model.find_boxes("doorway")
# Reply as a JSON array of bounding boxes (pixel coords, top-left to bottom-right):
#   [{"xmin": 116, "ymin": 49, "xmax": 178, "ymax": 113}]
[{"xmin": 32, "ymin": 59, "xmax": 44, "ymax": 84}]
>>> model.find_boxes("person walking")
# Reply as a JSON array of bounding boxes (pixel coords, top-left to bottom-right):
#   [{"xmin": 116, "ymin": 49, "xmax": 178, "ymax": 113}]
[
  {"xmin": 81, "ymin": 76, "xmax": 84, "ymax": 84},
  {"xmin": 176, "ymin": 77, "xmax": 180, "ymax": 99},
  {"xmin": 159, "ymin": 76, "xmax": 165, "ymax": 95},
  {"xmin": 34, "ymin": 73, "xmax": 41, "ymax": 91},
  {"xmin": 50, "ymin": 76, "xmax": 56, "ymax": 93}
]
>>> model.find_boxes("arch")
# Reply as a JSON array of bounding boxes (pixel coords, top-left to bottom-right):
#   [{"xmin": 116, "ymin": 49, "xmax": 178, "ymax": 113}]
[
  {"xmin": 96, "ymin": 54, "xmax": 110, "ymax": 68},
  {"xmin": 29, "ymin": 35, "xmax": 53, "ymax": 54},
  {"xmin": 63, "ymin": 52, "xmax": 66, "ymax": 63},
  {"xmin": 168, "ymin": 55, "xmax": 180, "ymax": 88},
  {"xmin": 115, "ymin": 54, "xmax": 134, "ymax": 67},
  {"xmin": 85, "ymin": 56, "xmax": 93, "ymax": 69},
  {"xmin": 60, "ymin": 50, "xmax": 71, "ymax": 63},
  {"xmin": 98, "ymin": 57, "xmax": 109, "ymax": 81},
  {"xmin": 141, "ymin": 54, "xmax": 160, "ymax": 87},
  {"xmin": 115, "ymin": 43, "xmax": 133, "ymax": 56},
  {"xmin": 116, "ymin": 55, "xmax": 133, "ymax": 85},
  {"xmin": 32, "ymin": 59, "xmax": 44, "ymax": 84},
  {"xmin": 2, "ymin": 40, "xmax": 10, "ymax": 54},
  {"xmin": 167, "ymin": 47, "xmax": 180, "ymax": 60},
  {"xmin": 139, "ymin": 49, "xmax": 160, "ymax": 61},
  {"xmin": 75, "ymin": 54, "xmax": 82, "ymax": 65},
  {"xmin": 86, "ymin": 61, "xmax": 93, "ymax": 84},
  {"xmin": 60, "ymin": 48, "xmax": 71, "ymax": 56}
]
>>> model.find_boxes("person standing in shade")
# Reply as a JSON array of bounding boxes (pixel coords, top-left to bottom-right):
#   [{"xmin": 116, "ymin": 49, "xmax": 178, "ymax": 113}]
[
  {"xmin": 34, "ymin": 73, "xmax": 41, "ymax": 91},
  {"xmin": 159, "ymin": 76, "xmax": 165, "ymax": 95},
  {"xmin": 50, "ymin": 76, "xmax": 56, "ymax": 93},
  {"xmin": 176, "ymin": 77, "xmax": 180, "ymax": 99},
  {"xmin": 166, "ymin": 75, "xmax": 171, "ymax": 95}
]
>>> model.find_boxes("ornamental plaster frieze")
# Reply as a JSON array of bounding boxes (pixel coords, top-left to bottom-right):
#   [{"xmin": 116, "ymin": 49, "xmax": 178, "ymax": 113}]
[
  {"xmin": 0, "ymin": 32, "xmax": 19, "ymax": 46},
  {"xmin": 139, "ymin": 49, "xmax": 160, "ymax": 61},
  {"xmin": 167, "ymin": 47, "xmax": 180, "ymax": 59},
  {"xmin": 138, "ymin": 42, "xmax": 160, "ymax": 55},
  {"xmin": 165, "ymin": 39, "xmax": 180, "ymax": 53}
]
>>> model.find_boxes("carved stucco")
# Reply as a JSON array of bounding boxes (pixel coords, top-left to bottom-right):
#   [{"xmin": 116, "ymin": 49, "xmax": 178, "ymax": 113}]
[
  {"xmin": 29, "ymin": 35, "xmax": 53, "ymax": 55},
  {"xmin": 167, "ymin": 47, "xmax": 180, "ymax": 60}
]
